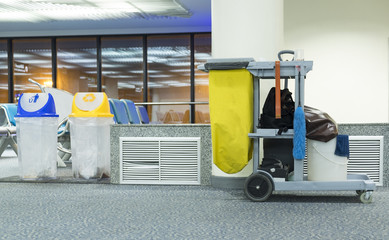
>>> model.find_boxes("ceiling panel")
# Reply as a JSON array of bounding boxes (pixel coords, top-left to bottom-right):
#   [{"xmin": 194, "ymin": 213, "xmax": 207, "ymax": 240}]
[{"xmin": 0, "ymin": 0, "xmax": 211, "ymax": 37}]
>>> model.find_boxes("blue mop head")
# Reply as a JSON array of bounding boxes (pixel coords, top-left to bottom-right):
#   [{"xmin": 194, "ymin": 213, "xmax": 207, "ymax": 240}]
[{"xmin": 293, "ymin": 106, "xmax": 306, "ymax": 160}]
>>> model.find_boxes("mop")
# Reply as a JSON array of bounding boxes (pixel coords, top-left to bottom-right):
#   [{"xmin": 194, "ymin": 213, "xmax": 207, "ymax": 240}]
[{"xmin": 293, "ymin": 69, "xmax": 306, "ymax": 160}]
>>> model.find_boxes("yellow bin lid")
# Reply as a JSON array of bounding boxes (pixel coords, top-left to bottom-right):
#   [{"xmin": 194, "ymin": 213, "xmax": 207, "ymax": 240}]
[{"xmin": 69, "ymin": 92, "xmax": 113, "ymax": 118}]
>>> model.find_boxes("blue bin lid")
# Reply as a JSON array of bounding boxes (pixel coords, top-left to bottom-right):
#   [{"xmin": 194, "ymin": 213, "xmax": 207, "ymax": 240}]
[{"xmin": 16, "ymin": 93, "xmax": 59, "ymax": 118}]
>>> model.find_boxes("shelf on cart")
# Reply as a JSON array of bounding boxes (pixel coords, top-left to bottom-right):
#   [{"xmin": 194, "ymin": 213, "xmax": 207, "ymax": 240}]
[
  {"xmin": 249, "ymin": 128, "xmax": 294, "ymax": 139},
  {"xmin": 274, "ymin": 174, "xmax": 375, "ymax": 191},
  {"xmin": 246, "ymin": 61, "xmax": 313, "ymax": 79}
]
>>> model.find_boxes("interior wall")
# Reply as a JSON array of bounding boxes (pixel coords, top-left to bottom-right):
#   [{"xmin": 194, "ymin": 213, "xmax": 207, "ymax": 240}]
[
  {"xmin": 212, "ymin": 0, "xmax": 284, "ymax": 109},
  {"xmin": 212, "ymin": 0, "xmax": 283, "ymax": 61},
  {"xmin": 284, "ymin": 0, "xmax": 389, "ymax": 123},
  {"xmin": 211, "ymin": 0, "xmax": 284, "ymax": 178}
]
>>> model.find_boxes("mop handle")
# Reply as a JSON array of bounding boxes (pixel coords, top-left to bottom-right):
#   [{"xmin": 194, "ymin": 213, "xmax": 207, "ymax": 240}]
[
  {"xmin": 275, "ymin": 61, "xmax": 281, "ymax": 119},
  {"xmin": 297, "ymin": 67, "xmax": 302, "ymax": 107}
]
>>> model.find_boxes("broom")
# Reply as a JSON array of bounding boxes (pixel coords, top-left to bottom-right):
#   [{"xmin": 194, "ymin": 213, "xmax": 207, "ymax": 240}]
[{"xmin": 293, "ymin": 69, "xmax": 306, "ymax": 160}]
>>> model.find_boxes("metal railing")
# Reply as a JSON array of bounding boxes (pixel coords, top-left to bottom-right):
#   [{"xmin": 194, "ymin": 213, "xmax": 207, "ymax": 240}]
[{"xmin": 134, "ymin": 101, "xmax": 208, "ymax": 106}]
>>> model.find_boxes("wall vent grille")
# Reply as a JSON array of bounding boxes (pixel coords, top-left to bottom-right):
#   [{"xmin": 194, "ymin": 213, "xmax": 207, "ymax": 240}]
[{"xmin": 120, "ymin": 137, "xmax": 201, "ymax": 185}]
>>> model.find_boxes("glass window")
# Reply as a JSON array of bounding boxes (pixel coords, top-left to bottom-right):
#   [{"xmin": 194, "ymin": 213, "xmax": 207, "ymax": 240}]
[
  {"xmin": 147, "ymin": 35, "xmax": 191, "ymax": 123},
  {"xmin": 101, "ymin": 36, "xmax": 143, "ymax": 102},
  {"xmin": 13, "ymin": 39, "xmax": 52, "ymax": 101},
  {"xmin": 0, "ymin": 40, "xmax": 7, "ymax": 103},
  {"xmin": 57, "ymin": 38, "xmax": 97, "ymax": 95},
  {"xmin": 194, "ymin": 33, "xmax": 211, "ymax": 123}
]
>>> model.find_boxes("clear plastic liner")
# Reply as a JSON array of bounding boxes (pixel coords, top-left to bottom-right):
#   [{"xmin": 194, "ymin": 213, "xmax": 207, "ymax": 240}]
[
  {"xmin": 69, "ymin": 117, "xmax": 113, "ymax": 179},
  {"xmin": 16, "ymin": 117, "xmax": 58, "ymax": 179}
]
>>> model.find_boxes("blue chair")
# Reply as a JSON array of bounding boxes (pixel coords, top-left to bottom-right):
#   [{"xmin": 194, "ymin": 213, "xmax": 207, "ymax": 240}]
[
  {"xmin": 2, "ymin": 104, "xmax": 17, "ymax": 126},
  {"xmin": 109, "ymin": 99, "xmax": 130, "ymax": 124},
  {"xmin": 0, "ymin": 104, "xmax": 18, "ymax": 157},
  {"xmin": 120, "ymin": 99, "xmax": 141, "ymax": 124},
  {"xmin": 108, "ymin": 100, "xmax": 118, "ymax": 124},
  {"xmin": 137, "ymin": 106, "xmax": 150, "ymax": 124}
]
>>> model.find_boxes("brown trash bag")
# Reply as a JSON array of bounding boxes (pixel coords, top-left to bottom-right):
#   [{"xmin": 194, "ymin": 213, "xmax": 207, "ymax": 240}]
[{"xmin": 304, "ymin": 106, "xmax": 338, "ymax": 142}]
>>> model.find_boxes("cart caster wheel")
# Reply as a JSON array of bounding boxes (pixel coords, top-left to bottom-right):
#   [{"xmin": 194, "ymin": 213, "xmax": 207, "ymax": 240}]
[
  {"xmin": 244, "ymin": 172, "xmax": 273, "ymax": 202},
  {"xmin": 359, "ymin": 191, "xmax": 373, "ymax": 204}
]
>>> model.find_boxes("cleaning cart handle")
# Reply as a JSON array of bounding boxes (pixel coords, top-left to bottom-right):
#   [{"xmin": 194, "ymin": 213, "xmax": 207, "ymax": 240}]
[{"xmin": 278, "ymin": 50, "xmax": 294, "ymax": 61}]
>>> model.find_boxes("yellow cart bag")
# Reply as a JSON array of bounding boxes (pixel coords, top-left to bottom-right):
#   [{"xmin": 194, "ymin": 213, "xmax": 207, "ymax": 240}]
[{"xmin": 209, "ymin": 69, "xmax": 253, "ymax": 174}]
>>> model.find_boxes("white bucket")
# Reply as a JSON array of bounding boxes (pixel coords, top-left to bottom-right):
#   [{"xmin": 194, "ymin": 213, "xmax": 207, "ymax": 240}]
[{"xmin": 307, "ymin": 138, "xmax": 348, "ymax": 181}]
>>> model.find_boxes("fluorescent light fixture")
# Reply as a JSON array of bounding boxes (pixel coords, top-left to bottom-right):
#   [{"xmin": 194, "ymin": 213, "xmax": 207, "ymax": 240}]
[
  {"xmin": 108, "ymin": 75, "xmax": 132, "ymax": 79},
  {"xmin": 129, "ymin": 70, "xmax": 161, "ymax": 74},
  {"xmin": 0, "ymin": 0, "xmax": 191, "ymax": 22},
  {"xmin": 149, "ymin": 74, "xmax": 173, "ymax": 78},
  {"xmin": 147, "ymin": 82, "xmax": 164, "ymax": 88},
  {"xmin": 128, "ymin": 81, "xmax": 143, "ymax": 85},
  {"xmin": 101, "ymin": 64, "xmax": 121, "ymax": 69},
  {"xmin": 15, "ymin": 60, "xmax": 50, "ymax": 65},
  {"xmin": 169, "ymin": 69, "xmax": 190, "ymax": 72},
  {"xmin": 60, "ymin": 59, "xmax": 96, "ymax": 64},
  {"xmin": 107, "ymin": 57, "xmax": 144, "ymax": 63},
  {"xmin": 160, "ymin": 80, "xmax": 181, "ymax": 85},
  {"xmin": 57, "ymin": 65, "xmax": 79, "ymax": 69},
  {"xmin": 165, "ymin": 61, "xmax": 191, "ymax": 67},
  {"xmin": 195, "ymin": 53, "xmax": 212, "ymax": 60},
  {"xmin": 169, "ymin": 82, "xmax": 190, "ymax": 87},
  {"xmin": 102, "ymin": 71, "xmax": 121, "ymax": 75},
  {"xmin": 13, "ymin": 72, "xmax": 31, "ymax": 76},
  {"xmin": 194, "ymin": 71, "xmax": 209, "ymax": 76},
  {"xmin": 195, "ymin": 79, "xmax": 209, "ymax": 85},
  {"xmin": 102, "ymin": 49, "xmax": 142, "ymax": 57},
  {"xmin": 118, "ymin": 82, "xmax": 136, "ymax": 89},
  {"xmin": 44, "ymin": 81, "xmax": 53, "ymax": 87}
]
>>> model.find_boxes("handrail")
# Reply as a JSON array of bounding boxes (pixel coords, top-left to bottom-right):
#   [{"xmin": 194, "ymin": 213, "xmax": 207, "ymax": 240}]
[
  {"xmin": 134, "ymin": 101, "xmax": 208, "ymax": 105},
  {"xmin": 28, "ymin": 78, "xmax": 45, "ymax": 93}
]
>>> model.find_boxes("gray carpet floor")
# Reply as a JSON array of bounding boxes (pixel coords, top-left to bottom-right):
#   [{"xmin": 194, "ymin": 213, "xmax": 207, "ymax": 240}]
[{"xmin": 0, "ymin": 182, "xmax": 388, "ymax": 240}]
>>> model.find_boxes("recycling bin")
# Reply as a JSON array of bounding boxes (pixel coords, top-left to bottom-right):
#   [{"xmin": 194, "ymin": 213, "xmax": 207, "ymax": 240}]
[
  {"xmin": 15, "ymin": 93, "xmax": 59, "ymax": 180},
  {"xmin": 68, "ymin": 92, "xmax": 113, "ymax": 179}
]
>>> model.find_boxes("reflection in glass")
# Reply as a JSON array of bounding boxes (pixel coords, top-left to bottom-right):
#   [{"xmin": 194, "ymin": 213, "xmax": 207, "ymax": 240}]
[
  {"xmin": 149, "ymin": 104, "xmax": 190, "ymax": 124},
  {"xmin": 101, "ymin": 36, "xmax": 143, "ymax": 102},
  {"xmin": 0, "ymin": 40, "xmax": 7, "ymax": 103},
  {"xmin": 194, "ymin": 33, "xmax": 211, "ymax": 123},
  {"xmin": 57, "ymin": 38, "xmax": 97, "ymax": 95},
  {"xmin": 147, "ymin": 35, "xmax": 190, "ymax": 123},
  {"xmin": 13, "ymin": 39, "xmax": 52, "ymax": 101}
]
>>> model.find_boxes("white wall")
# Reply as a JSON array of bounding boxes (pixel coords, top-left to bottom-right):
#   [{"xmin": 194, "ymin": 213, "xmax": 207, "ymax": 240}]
[
  {"xmin": 211, "ymin": 0, "xmax": 283, "ymax": 177},
  {"xmin": 284, "ymin": 0, "xmax": 389, "ymax": 123},
  {"xmin": 212, "ymin": 0, "xmax": 283, "ymax": 61},
  {"xmin": 212, "ymin": 0, "xmax": 284, "ymax": 112}
]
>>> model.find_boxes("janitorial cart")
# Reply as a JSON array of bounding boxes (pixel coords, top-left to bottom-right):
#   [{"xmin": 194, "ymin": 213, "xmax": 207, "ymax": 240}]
[{"xmin": 200, "ymin": 52, "xmax": 376, "ymax": 203}]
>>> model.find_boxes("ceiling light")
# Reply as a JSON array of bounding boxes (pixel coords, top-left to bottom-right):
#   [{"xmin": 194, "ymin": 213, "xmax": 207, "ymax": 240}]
[{"xmin": 0, "ymin": 0, "xmax": 191, "ymax": 22}]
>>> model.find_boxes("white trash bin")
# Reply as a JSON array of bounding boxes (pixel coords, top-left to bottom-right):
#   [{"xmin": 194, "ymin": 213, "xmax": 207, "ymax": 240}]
[
  {"xmin": 68, "ymin": 92, "xmax": 113, "ymax": 179},
  {"xmin": 15, "ymin": 93, "xmax": 59, "ymax": 180},
  {"xmin": 307, "ymin": 138, "xmax": 348, "ymax": 181}
]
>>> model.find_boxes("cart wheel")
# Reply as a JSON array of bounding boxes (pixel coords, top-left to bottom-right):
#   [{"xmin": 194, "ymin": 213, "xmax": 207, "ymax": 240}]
[
  {"xmin": 244, "ymin": 173, "xmax": 273, "ymax": 202},
  {"xmin": 359, "ymin": 191, "xmax": 373, "ymax": 204}
]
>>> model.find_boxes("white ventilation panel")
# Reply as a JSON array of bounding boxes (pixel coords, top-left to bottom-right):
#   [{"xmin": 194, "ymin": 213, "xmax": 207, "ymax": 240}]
[
  {"xmin": 348, "ymin": 136, "xmax": 383, "ymax": 186},
  {"xmin": 120, "ymin": 137, "xmax": 201, "ymax": 185},
  {"xmin": 304, "ymin": 136, "xmax": 384, "ymax": 186}
]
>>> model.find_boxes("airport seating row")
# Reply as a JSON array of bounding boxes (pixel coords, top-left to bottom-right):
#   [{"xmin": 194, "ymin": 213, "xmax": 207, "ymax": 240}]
[
  {"xmin": 0, "ymin": 104, "xmax": 18, "ymax": 157},
  {"xmin": 108, "ymin": 99, "xmax": 149, "ymax": 124}
]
